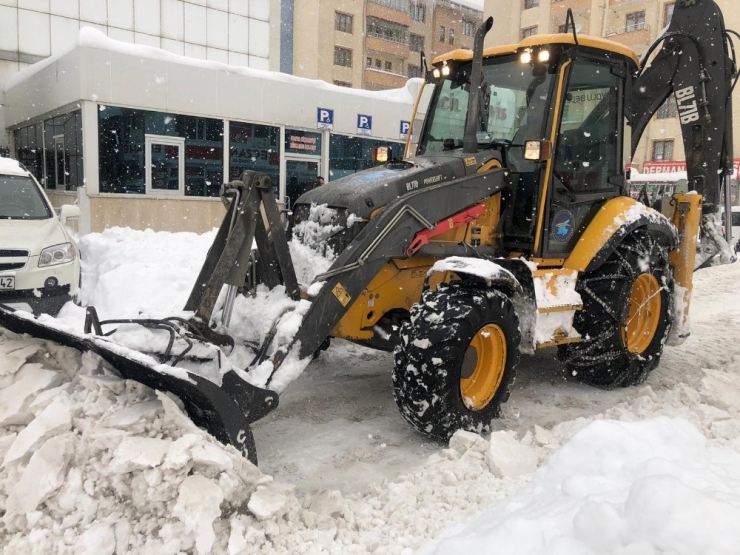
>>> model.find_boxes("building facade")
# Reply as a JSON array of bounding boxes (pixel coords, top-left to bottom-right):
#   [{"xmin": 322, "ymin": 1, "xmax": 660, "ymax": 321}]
[
  {"xmin": 0, "ymin": 0, "xmax": 283, "ymax": 150},
  {"xmin": 483, "ymin": 0, "xmax": 740, "ymax": 180},
  {"xmin": 292, "ymin": 0, "xmax": 483, "ymax": 91},
  {"xmin": 4, "ymin": 32, "xmax": 417, "ymax": 234}
]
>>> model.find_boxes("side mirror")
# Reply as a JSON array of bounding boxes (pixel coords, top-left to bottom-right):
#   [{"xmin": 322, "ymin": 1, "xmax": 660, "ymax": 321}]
[
  {"xmin": 523, "ymin": 140, "xmax": 552, "ymax": 162},
  {"xmin": 59, "ymin": 204, "xmax": 81, "ymax": 223}
]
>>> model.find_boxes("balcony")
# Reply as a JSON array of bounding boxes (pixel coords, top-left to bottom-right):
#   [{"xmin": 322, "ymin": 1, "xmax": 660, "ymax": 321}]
[
  {"xmin": 365, "ymin": 34, "xmax": 411, "ymax": 58},
  {"xmin": 364, "ymin": 67, "xmax": 408, "ymax": 90},
  {"xmin": 366, "ymin": 1, "xmax": 412, "ymax": 26},
  {"xmin": 605, "ymin": 22, "xmax": 649, "ymax": 36}
]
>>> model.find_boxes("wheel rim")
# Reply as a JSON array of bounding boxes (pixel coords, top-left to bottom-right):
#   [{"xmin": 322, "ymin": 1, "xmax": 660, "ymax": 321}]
[
  {"xmin": 623, "ymin": 273, "xmax": 662, "ymax": 354},
  {"xmin": 460, "ymin": 324, "xmax": 507, "ymax": 410}
]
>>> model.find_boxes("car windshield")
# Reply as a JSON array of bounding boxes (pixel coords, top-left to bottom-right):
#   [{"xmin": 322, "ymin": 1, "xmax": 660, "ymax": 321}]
[
  {"xmin": 0, "ymin": 175, "xmax": 52, "ymax": 220},
  {"xmin": 418, "ymin": 54, "xmax": 556, "ymax": 154}
]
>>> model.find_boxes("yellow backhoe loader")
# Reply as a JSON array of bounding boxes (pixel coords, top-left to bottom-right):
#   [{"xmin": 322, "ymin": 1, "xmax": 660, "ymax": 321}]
[{"xmin": 1, "ymin": 0, "xmax": 737, "ymax": 464}]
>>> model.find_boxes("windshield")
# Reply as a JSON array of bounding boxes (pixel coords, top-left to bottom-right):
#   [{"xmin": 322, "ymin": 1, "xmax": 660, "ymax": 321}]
[
  {"xmin": 419, "ymin": 55, "xmax": 556, "ymax": 154},
  {"xmin": 0, "ymin": 175, "xmax": 52, "ymax": 220}
]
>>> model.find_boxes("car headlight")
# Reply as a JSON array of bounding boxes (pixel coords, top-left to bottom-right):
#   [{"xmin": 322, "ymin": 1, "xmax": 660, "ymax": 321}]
[{"xmin": 38, "ymin": 243, "xmax": 76, "ymax": 267}]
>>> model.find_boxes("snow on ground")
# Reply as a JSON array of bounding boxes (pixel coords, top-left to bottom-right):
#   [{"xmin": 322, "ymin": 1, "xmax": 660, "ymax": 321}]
[{"xmin": 2, "ymin": 228, "xmax": 740, "ymax": 554}]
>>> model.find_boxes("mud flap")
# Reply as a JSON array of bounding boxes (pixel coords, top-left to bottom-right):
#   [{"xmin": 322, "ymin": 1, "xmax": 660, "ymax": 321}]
[{"xmin": 0, "ymin": 305, "xmax": 277, "ymax": 466}]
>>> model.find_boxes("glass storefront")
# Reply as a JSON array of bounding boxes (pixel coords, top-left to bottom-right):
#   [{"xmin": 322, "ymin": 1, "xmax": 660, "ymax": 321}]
[
  {"xmin": 329, "ymin": 135, "xmax": 404, "ymax": 181},
  {"xmin": 98, "ymin": 106, "xmax": 224, "ymax": 196},
  {"xmin": 14, "ymin": 111, "xmax": 83, "ymax": 191},
  {"xmin": 228, "ymin": 121, "xmax": 281, "ymax": 195}
]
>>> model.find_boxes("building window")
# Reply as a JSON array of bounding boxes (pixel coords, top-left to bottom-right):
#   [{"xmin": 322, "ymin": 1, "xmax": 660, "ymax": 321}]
[
  {"xmin": 657, "ymin": 97, "xmax": 678, "ymax": 119},
  {"xmin": 98, "ymin": 107, "xmax": 225, "ymax": 196},
  {"xmin": 524, "ymin": 0, "xmax": 539, "ymax": 9},
  {"xmin": 334, "ymin": 46, "xmax": 352, "ymax": 67},
  {"xmin": 408, "ymin": 64, "xmax": 422, "ymax": 78},
  {"xmin": 366, "ymin": 56, "xmax": 372, "ymax": 67},
  {"xmin": 329, "ymin": 135, "xmax": 403, "ymax": 181},
  {"xmin": 366, "ymin": 16, "xmax": 409, "ymax": 44},
  {"xmin": 230, "ymin": 122, "xmax": 280, "ymax": 194},
  {"xmin": 462, "ymin": 20, "xmax": 474, "ymax": 36},
  {"xmin": 664, "ymin": 2, "xmax": 675, "ymax": 26},
  {"xmin": 558, "ymin": 23, "xmax": 573, "ymax": 33},
  {"xmin": 334, "ymin": 80, "xmax": 352, "ymax": 88},
  {"xmin": 14, "ymin": 114, "xmax": 84, "ymax": 191},
  {"xmin": 376, "ymin": 58, "xmax": 382, "ymax": 68},
  {"xmin": 439, "ymin": 25, "xmax": 445, "ymax": 42},
  {"xmin": 626, "ymin": 11, "xmax": 646, "ymax": 33},
  {"xmin": 521, "ymin": 26, "xmax": 538, "ymax": 39},
  {"xmin": 335, "ymin": 12, "xmax": 353, "ymax": 34},
  {"xmin": 410, "ymin": 2, "xmax": 425, "ymax": 22},
  {"xmin": 410, "ymin": 33, "xmax": 424, "ymax": 52},
  {"xmin": 652, "ymin": 139, "xmax": 674, "ymax": 161},
  {"xmin": 449, "ymin": 28, "xmax": 455, "ymax": 45},
  {"xmin": 384, "ymin": 61, "xmax": 393, "ymax": 71}
]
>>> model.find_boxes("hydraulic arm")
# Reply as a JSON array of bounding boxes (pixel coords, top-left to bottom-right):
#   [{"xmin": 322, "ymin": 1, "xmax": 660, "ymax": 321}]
[{"xmin": 629, "ymin": 0, "xmax": 738, "ymax": 266}]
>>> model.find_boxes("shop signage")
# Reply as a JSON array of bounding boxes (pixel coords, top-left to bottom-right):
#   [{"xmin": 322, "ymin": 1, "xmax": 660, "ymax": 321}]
[
  {"xmin": 317, "ymin": 108, "xmax": 334, "ymax": 130},
  {"xmin": 357, "ymin": 114, "xmax": 372, "ymax": 136},
  {"xmin": 285, "ymin": 130, "xmax": 322, "ymax": 155},
  {"xmin": 643, "ymin": 159, "xmax": 740, "ymax": 175}
]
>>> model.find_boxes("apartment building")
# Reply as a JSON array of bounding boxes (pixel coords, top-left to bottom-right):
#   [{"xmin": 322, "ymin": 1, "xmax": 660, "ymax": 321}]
[
  {"xmin": 483, "ymin": 0, "xmax": 740, "ymax": 177},
  {"xmin": 292, "ymin": 0, "xmax": 483, "ymax": 91}
]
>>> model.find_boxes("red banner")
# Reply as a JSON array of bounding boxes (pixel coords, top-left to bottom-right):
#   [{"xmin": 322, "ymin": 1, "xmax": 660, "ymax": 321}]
[{"xmin": 642, "ymin": 159, "xmax": 740, "ymax": 176}]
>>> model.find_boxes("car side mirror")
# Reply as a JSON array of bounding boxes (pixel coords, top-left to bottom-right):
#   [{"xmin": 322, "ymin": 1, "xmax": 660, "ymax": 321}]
[{"xmin": 59, "ymin": 204, "xmax": 81, "ymax": 223}]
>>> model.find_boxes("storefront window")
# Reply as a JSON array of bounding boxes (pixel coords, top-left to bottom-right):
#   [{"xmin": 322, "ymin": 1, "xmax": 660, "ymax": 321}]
[
  {"xmin": 328, "ymin": 135, "xmax": 403, "ymax": 181},
  {"xmin": 228, "ymin": 121, "xmax": 281, "ymax": 195},
  {"xmin": 14, "ymin": 112, "xmax": 82, "ymax": 191},
  {"xmin": 98, "ymin": 106, "xmax": 224, "ymax": 196},
  {"xmin": 14, "ymin": 123, "xmax": 44, "ymax": 184}
]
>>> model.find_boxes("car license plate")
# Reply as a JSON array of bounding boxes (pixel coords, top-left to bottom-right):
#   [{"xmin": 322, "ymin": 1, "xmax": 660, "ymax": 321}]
[{"xmin": 0, "ymin": 276, "xmax": 15, "ymax": 290}]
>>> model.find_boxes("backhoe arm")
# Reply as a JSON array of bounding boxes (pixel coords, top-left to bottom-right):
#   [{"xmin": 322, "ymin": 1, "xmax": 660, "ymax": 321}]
[{"xmin": 629, "ymin": 0, "xmax": 735, "ymax": 212}]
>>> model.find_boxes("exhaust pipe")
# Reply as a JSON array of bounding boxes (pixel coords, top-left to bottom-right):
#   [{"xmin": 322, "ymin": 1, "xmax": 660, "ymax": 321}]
[{"xmin": 463, "ymin": 16, "xmax": 494, "ymax": 154}]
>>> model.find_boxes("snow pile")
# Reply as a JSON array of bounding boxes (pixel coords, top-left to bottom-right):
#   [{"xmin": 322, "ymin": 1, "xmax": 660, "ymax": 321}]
[
  {"xmin": 0, "ymin": 336, "xmax": 263, "ymax": 555},
  {"xmin": 421, "ymin": 417, "xmax": 740, "ymax": 554},
  {"xmin": 288, "ymin": 203, "xmax": 342, "ymax": 286},
  {"xmin": 75, "ymin": 227, "xmax": 218, "ymax": 320}
]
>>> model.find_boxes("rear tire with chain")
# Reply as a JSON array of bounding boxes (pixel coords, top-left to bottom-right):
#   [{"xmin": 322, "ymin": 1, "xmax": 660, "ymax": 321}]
[
  {"xmin": 393, "ymin": 282, "xmax": 520, "ymax": 440},
  {"xmin": 558, "ymin": 230, "xmax": 673, "ymax": 388}
]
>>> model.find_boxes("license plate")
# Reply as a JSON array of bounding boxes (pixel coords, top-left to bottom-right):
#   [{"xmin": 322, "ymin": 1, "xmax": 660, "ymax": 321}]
[{"xmin": 0, "ymin": 276, "xmax": 15, "ymax": 290}]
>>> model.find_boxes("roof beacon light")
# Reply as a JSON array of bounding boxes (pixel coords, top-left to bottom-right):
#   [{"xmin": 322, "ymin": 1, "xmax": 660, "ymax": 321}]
[
  {"xmin": 538, "ymin": 49, "xmax": 550, "ymax": 63},
  {"xmin": 520, "ymin": 49, "xmax": 532, "ymax": 64}
]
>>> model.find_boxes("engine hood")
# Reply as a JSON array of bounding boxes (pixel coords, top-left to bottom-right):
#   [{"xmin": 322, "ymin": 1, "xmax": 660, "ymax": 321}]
[
  {"xmin": 0, "ymin": 217, "xmax": 69, "ymax": 255},
  {"xmin": 296, "ymin": 154, "xmax": 476, "ymax": 219}
]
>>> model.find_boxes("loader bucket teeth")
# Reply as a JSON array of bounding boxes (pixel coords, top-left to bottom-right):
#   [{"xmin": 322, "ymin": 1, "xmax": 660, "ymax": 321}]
[{"xmin": 0, "ymin": 305, "xmax": 275, "ymax": 465}]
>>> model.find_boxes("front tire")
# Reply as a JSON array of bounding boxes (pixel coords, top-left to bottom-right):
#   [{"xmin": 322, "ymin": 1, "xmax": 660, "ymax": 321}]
[
  {"xmin": 393, "ymin": 282, "xmax": 520, "ymax": 440},
  {"xmin": 558, "ymin": 230, "xmax": 673, "ymax": 388}
]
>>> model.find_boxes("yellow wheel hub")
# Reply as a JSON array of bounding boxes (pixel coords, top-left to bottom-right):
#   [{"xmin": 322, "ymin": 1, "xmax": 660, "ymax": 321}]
[
  {"xmin": 623, "ymin": 273, "xmax": 662, "ymax": 354},
  {"xmin": 460, "ymin": 324, "xmax": 507, "ymax": 410}
]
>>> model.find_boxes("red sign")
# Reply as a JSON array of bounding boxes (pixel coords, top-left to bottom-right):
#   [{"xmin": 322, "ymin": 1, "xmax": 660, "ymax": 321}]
[{"xmin": 642, "ymin": 159, "xmax": 740, "ymax": 176}]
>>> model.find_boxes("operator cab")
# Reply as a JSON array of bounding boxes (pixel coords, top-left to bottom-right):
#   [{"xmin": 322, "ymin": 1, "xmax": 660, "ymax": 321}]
[{"xmin": 417, "ymin": 36, "xmax": 639, "ymax": 262}]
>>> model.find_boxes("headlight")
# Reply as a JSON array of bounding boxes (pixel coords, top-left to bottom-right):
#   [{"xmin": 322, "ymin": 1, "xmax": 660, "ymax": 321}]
[{"xmin": 38, "ymin": 243, "xmax": 76, "ymax": 267}]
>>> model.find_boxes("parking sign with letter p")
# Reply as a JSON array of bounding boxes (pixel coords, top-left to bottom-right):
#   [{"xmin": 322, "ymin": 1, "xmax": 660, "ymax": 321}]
[
  {"xmin": 317, "ymin": 108, "xmax": 334, "ymax": 130},
  {"xmin": 357, "ymin": 114, "xmax": 372, "ymax": 136}
]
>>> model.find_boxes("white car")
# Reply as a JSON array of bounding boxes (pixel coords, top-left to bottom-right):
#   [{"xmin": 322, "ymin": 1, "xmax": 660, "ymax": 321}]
[{"xmin": 0, "ymin": 157, "xmax": 80, "ymax": 315}]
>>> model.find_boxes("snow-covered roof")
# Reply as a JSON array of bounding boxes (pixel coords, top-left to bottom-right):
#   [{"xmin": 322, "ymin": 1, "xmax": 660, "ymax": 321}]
[
  {"xmin": 4, "ymin": 28, "xmax": 419, "ymax": 140},
  {"xmin": 0, "ymin": 157, "xmax": 29, "ymax": 177}
]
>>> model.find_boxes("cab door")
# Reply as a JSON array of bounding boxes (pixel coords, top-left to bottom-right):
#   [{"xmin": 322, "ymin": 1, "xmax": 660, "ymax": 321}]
[{"xmin": 541, "ymin": 58, "xmax": 625, "ymax": 258}]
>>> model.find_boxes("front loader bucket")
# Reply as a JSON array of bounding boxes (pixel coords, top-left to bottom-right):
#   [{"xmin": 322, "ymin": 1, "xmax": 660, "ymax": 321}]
[{"xmin": 0, "ymin": 305, "xmax": 277, "ymax": 466}]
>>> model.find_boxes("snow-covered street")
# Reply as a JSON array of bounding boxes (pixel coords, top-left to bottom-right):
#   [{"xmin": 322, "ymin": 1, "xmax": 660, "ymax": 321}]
[{"xmin": 3, "ymin": 228, "xmax": 740, "ymax": 554}]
